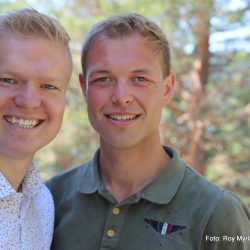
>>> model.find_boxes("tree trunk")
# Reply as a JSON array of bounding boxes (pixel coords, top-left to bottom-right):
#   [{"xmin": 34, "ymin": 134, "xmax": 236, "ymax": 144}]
[{"xmin": 185, "ymin": 1, "xmax": 212, "ymax": 173}]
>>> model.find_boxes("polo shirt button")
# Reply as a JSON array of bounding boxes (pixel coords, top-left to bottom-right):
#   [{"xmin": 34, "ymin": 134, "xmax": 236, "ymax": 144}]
[
  {"xmin": 112, "ymin": 207, "xmax": 120, "ymax": 215},
  {"xmin": 107, "ymin": 229, "xmax": 115, "ymax": 237}
]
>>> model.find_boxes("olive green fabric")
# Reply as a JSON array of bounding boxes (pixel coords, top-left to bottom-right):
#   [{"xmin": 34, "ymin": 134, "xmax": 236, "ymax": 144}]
[{"xmin": 47, "ymin": 146, "xmax": 250, "ymax": 250}]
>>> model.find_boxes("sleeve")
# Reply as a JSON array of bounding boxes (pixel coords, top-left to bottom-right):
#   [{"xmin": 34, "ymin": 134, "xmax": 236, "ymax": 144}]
[{"xmin": 201, "ymin": 190, "xmax": 250, "ymax": 250}]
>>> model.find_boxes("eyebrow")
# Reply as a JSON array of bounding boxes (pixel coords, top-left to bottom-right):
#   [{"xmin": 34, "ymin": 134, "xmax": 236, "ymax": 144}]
[
  {"xmin": 88, "ymin": 69, "xmax": 111, "ymax": 75},
  {"xmin": 88, "ymin": 68, "xmax": 153, "ymax": 76},
  {"xmin": 0, "ymin": 69, "xmax": 65, "ymax": 84},
  {"xmin": 132, "ymin": 68, "xmax": 153, "ymax": 74},
  {"xmin": 0, "ymin": 69, "xmax": 22, "ymax": 78},
  {"xmin": 37, "ymin": 76, "xmax": 65, "ymax": 83}
]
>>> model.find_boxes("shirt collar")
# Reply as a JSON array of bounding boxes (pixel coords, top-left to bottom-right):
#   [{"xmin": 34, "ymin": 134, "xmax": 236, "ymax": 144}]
[
  {"xmin": 141, "ymin": 146, "xmax": 186, "ymax": 204},
  {"xmin": 0, "ymin": 173, "xmax": 14, "ymax": 198},
  {"xmin": 0, "ymin": 162, "xmax": 44, "ymax": 198},
  {"xmin": 22, "ymin": 162, "xmax": 44, "ymax": 195},
  {"xmin": 78, "ymin": 146, "xmax": 186, "ymax": 205},
  {"xmin": 78, "ymin": 149, "xmax": 102, "ymax": 193}
]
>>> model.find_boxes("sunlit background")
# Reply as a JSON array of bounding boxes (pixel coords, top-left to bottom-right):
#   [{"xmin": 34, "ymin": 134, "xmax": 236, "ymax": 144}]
[{"xmin": 1, "ymin": 0, "xmax": 250, "ymax": 206}]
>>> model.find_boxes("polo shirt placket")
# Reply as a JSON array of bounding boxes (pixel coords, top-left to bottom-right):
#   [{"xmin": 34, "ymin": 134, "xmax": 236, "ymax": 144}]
[{"xmin": 100, "ymin": 204, "xmax": 129, "ymax": 250}]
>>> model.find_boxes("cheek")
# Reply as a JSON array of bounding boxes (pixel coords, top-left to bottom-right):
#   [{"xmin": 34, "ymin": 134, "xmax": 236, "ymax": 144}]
[
  {"xmin": 137, "ymin": 89, "xmax": 162, "ymax": 108},
  {"xmin": 143, "ymin": 93, "xmax": 163, "ymax": 117},
  {"xmin": 0, "ymin": 89, "xmax": 13, "ymax": 105},
  {"xmin": 87, "ymin": 89, "xmax": 108, "ymax": 108},
  {"xmin": 46, "ymin": 97, "xmax": 66, "ymax": 121}
]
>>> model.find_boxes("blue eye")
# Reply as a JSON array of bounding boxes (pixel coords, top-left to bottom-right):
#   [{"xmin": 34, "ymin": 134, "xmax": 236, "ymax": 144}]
[
  {"xmin": 96, "ymin": 77, "xmax": 111, "ymax": 82},
  {"xmin": 90, "ymin": 76, "xmax": 114, "ymax": 86},
  {"xmin": 41, "ymin": 83, "xmax": 58, "ymax": 90},
  {"xmin": 133, "ymin": 76, "xmax": 150, "ymax": 86},
  {"xmin": 136, "ymin": 76, "xmax": 146, "ymax": 82},
  {"xmin": 0, "ymin": 78, "xmax": 17, "ymax": 84}
]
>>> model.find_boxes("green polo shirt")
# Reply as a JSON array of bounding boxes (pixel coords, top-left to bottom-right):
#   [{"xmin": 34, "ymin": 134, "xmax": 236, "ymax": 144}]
[{"xmin": 47, "ymin": 146, "xmax": 250, "ymax": 250}]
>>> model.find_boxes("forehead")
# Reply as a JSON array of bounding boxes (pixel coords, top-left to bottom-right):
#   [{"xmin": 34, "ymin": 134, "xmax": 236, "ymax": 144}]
[
  {"xmin": 0, "ymin": 33, "xmax": 72, "ymax": 83},
  {"xmin": 0, "ymin": 33, "xmax": 57, "ymax": 56},
  {"xmin": 85, "ymin": 33, "xmax": 164, "ymax": 75},
  {"xmin": 89, "ymin": 32, "xmax": 156, "ymax": 51}
]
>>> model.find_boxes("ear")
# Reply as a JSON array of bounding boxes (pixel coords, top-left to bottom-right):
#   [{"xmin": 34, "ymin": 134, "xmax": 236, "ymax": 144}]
[
  {"xmin": 163, "ymin": 72, "xmax": 176, "ymax": 104},
  {"xmin": 79, "ymin": 73, "xmax": 87, "ymax": 101}
]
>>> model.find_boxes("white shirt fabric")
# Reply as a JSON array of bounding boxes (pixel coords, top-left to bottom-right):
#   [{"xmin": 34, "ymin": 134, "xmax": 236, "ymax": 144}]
[{"xmin": 0, "ymin": 163, "xmax": 54, "ymax": 250}]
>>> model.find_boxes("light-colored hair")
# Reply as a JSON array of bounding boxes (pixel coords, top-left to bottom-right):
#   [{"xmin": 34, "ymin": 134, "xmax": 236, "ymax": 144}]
[
  {"xmin": 81, "ymin": 13, "xmax": 171, "ymax": 77},
  {"xmin": 0, "ymin": 8, "xmax": 70, "ymax": 46}
]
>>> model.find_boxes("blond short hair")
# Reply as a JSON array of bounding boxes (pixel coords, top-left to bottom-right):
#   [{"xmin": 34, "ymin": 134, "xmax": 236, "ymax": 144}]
[
  {"xmin": 0, "ymin": 8, "xmax": 70, "ymax": 46},
  {"xmin": 81, "ymin": 13, "xmax": 171, "ymax": 77}
]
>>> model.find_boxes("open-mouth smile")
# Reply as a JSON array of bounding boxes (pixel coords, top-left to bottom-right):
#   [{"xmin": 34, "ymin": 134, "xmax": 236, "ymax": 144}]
[
  {"xmin": 106, "ymin": 114, "xmax": 140, "ymax": 121},
  {"xmin": 3, "ymin": 115, "xmax": 41, "ymax": 129}
]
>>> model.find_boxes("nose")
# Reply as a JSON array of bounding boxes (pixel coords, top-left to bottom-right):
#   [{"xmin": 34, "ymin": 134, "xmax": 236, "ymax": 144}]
[
  {"xmin": 14, "ymin": 82, "xmax": 42, "ymax": 108},
  {"xmin": 111, "ymin": 80, "xmax": 133, "ymax": 106}
]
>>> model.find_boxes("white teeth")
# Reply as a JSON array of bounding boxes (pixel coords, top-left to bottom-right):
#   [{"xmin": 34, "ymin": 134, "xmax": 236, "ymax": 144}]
[
  {"xmin": 4, "ymin": 116, "xmax": 39, "ymax": 128},
  {"xmin": 109, "ymin": 114, "xmax": 137, "ymax": 121}
]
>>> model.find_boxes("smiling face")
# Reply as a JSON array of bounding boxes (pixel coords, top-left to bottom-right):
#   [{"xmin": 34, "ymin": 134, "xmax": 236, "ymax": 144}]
[
  {"xmin": 0, "ymin": 33, "xmax": 72, "ymax": 160},
  {"xmin": 80, "ymin": 33, "xmax": 175, "ymax": 150}
]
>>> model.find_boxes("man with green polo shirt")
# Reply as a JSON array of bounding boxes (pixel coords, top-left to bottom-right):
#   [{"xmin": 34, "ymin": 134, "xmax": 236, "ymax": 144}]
[{"xmin": 47, "ymin": 13, "xmax": 250, "ymax": 250}]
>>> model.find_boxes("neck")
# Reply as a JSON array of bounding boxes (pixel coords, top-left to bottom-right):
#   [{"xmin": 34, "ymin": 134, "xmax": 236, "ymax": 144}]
[
  {"xmin": 0, "ymin": 155, "xmax": 33, "ymax": 191},
  {"xmin": 99, "ymin": 137, "xmax": 171, "ymax": 203}
]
